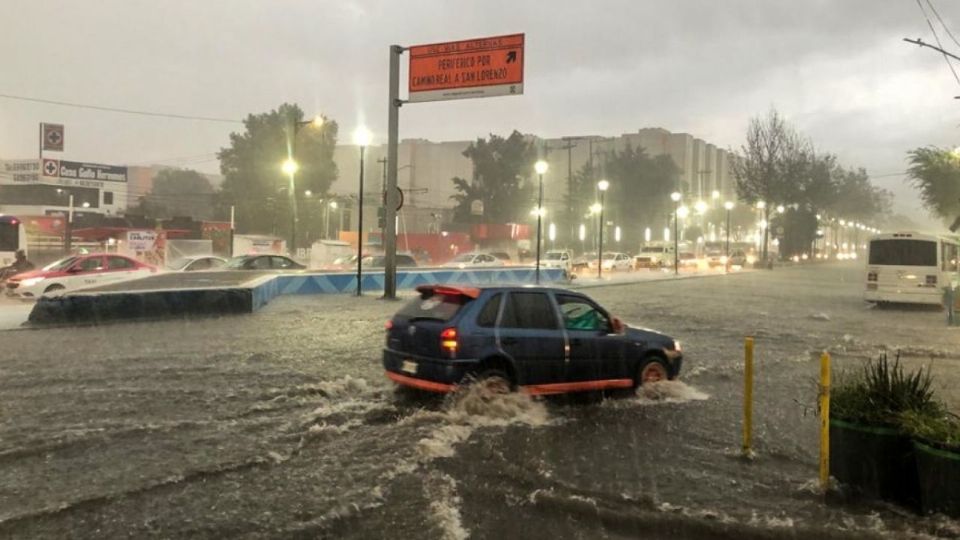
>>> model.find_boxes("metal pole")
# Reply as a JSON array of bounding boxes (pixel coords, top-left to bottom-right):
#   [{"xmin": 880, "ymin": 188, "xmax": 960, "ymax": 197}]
[
  {"xmin": 536, "ymin": 173, "xmax": 543, "ymax": 284},
  {"xmin": 383, "ymin": 45, "xmax": 403, "ymax": 299},
  {"xmin": 743, "ymin": 337, "xmax": 755, "ymax": 458},
  {"xmin": 38, "ymin": 123, "xmax": 43, "ymax": 161},
  {"xmin": 357, "ymin": 145, "xmax": 365, "ymax": 296},
  {"xmin": 598, "ymin": 191, "xmax": 604, "ymax": 279},
  {"xmin": 229, "ymin": 205, "xmax": 235, "ymax": 257},
  {"xmin": 64, "ymin": 194, "xmax": 74, "ymax": 254},
  {"xmin": 819, "ymin": 351, "xmax": 832, "ymax": 491},
  {"xmin": 725, "ymin": 208, "xmax": 731, "ymax": 261},
  {"xmin": 674, "ymin": 201, "xmax": 679, "ymax": 276}
]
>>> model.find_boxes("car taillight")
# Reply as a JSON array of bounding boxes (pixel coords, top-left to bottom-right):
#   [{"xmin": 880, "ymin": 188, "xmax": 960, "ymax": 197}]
[
  {"xmin": 926, "ymin": 275, "xmax": 937, "ymax": 286},
  {"xmin": 867, "ymin": 272, "xmax": 877, "ymax": 282},
  {"xmin": 440, "ymin": 327, "xmax": 458, "ymax": 355}
]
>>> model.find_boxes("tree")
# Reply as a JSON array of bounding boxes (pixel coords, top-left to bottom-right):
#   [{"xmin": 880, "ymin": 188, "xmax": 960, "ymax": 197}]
[
  {"xmin": 450, "ymin": 131, "xmax": 536, "ymax": 225},
  {"xmin": 133, "ymin": 168, "xmax": 215, "ymax": 220},
  {"xmin": 218, "ymin": 103, "xmax": 338, "ymax": 245},
  {"xmin": 601, "ymin": 144, "xmax": 680, "ymax": 248},
  {"xmin": 730, "ymin": 108, "xmax": 810, "ymax": 262},
  {"xmin": 906, "ymin": 146, "xmax": 960, "ymax": 223}
]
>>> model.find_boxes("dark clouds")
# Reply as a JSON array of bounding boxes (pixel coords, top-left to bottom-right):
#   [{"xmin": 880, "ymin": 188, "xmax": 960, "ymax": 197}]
[{"xmin": 0, "ymin": 0, "xmax": 957, "ymax": 222}]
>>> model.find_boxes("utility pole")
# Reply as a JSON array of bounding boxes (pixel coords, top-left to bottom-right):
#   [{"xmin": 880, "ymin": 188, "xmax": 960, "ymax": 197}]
[{"xmin": 560, "ymin": 136, "xmax": 583, "ymax": 244}]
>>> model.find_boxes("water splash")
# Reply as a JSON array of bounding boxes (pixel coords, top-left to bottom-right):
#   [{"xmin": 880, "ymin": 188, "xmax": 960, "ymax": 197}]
[{"xmin": 635, "ymin": 380, "xmax": 710, "ymax": 404}]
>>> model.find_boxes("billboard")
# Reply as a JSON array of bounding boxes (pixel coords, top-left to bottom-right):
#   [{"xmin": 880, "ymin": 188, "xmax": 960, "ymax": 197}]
[{"xmin": 408, "ymin": 34, "xmax": 524, "ymax": 103}]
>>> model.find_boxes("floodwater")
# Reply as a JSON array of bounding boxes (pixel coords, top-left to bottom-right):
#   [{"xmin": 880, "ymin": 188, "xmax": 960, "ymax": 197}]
[{"xmin": 1, "ymin": 263, "xmax": 959, "ymax": 539}]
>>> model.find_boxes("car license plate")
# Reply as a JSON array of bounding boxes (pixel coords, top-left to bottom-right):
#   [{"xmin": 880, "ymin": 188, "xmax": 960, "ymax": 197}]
[{"xmin": 401, "ymin": 360, "xmax": 418, "ymax": 374}]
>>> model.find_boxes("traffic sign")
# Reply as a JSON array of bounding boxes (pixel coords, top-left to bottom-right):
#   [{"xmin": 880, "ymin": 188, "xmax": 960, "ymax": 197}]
[
  {"xmin": 42, "ymin": 158, "xmax": 59, "ymax": 177},
  {"xmin": 408, "ymin": 33, "xmax": 524, "ymax": 103},
  {"xmin": 383, "ymin": 186, "xmax": 404, "ymax": 211},
  {"xmin": 42, "ymin": 123, "xmax": 64, "ymax": 152}
]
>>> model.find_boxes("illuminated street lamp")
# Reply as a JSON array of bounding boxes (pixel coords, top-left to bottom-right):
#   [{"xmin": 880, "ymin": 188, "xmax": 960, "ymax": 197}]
[
  {"xmin": 756, "ymin": 201, "xmax": 766, "ymax": 210},
  {"xmin": 776, "ymin": 204, "xmax": 785, "ymax": 214},
  {"xmin": 597, "ymin": 180, "xmax": 610, "ymax": 278},
  {"xmin": 671, "ymin": 191, "xmax": 682, "ymax": 275},
  {"xmin": 695, "ymin": 200, "xmax": 708, "ymax": 215},
  {"xmin": 548, "ymin": 222, "xmax": 556, "ymax": 243},
  {"xmin": 534, "ymin": 160, "xmax": 548, "ymax": 284},
  {"xmin": 352, "ymin": 126, "xmax": 372, "ymax": 296}
]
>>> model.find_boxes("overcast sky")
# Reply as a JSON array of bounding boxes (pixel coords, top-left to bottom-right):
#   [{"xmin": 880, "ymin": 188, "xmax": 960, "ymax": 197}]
[{"xmin": 1, "ymin": 0, "xmax": 958, "ymax": 225}]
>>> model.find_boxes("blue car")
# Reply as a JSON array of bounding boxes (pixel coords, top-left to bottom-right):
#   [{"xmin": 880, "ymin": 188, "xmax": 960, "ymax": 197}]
[{"xmin": 383, "ymin": 285, "xmax": 683, "ymax": 395}]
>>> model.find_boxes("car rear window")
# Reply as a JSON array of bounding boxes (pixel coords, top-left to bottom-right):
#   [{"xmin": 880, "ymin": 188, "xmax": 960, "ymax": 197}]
[{"xmin": 397, "ymin": 289, "xmax": 468, "ymax": 322}]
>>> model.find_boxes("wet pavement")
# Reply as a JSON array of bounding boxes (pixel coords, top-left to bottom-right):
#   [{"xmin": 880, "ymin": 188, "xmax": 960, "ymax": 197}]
[{"xmin": 1, "ymin": 262, "xmax": 959, "ymax": 539}]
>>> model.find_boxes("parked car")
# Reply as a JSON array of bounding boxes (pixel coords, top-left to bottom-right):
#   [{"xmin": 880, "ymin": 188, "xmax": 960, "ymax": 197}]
[
  {"xmin": 5, "ymin": 254, "xmax": 157, "ymax": 298},
  {"xmin": 728, "ymin": 249, "xmax": 752, "ymax": 267},
  {"xmin": 223, "ymin": 255, "xmax": 305, "ymax": 271},
  {"xmin": 589, "ymin": 252, "xmax": 633, "ymax": 271},
  {"xmin": 490, "ymin": 251, "xmax": 513, "ymax": 264},
  {"xmin": 542, "ymin": 250, "xmax": 573, "ymax": 271},
  {"xmin": 634, "ymin": 245, "xmax": 673, "ymax": 269},
  {"xmin": 705, "ymin": 250, "xmax": 726, "ymax": 268},
  {"xmin": 382, "ymin": 285, "xmax": 683, "ymax": 394},
  {"xmin": 361, "ymin": 254, "xmax": 419, "ymax": 268},
  {"xmin": 676, "ymin": 252, "xmax": 699, "ymax": 269},
  {"xmin": 443, "ymin": 252, "xmax": 505, "ymax": 269},
  {"xmin": 167, "ymin": 255, "xmax": 227, "ymax": 272}
]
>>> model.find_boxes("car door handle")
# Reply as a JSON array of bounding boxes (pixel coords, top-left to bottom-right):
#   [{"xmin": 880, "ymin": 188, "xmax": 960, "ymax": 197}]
[{"xmin": 501, "ymin": 337, "xmax": 519, "ymax": 345}]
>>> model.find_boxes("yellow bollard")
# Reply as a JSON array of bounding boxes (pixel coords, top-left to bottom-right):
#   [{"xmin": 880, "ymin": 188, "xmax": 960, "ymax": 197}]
[
  {"xmin": 819, "ymin": 351, "xmax": 831, "ymax": 492},
  {"xmin": 743, "ymin": 337, "xmax": 754, "ymax": 457}
]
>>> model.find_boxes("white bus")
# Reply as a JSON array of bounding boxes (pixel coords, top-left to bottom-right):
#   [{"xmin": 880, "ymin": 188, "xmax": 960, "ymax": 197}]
[
  {"xmin": 864, "ymin": 232, "xmax": 960, "ymax": 305},
  {"xmin": 0, "ymin": 215, "xmax": 27, "ymax": 268}
]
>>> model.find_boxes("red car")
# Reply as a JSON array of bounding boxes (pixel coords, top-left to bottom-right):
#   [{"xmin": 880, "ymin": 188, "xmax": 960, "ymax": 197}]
[{"xmin": 5, "ymin": 253, "xmax": 157, "ymax": 298}]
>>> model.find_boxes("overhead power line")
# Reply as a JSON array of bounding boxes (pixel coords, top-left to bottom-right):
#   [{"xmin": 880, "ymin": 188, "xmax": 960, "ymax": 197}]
[
  {"xmin": 914, "ymin": 0, "xmax": 960, "ymax": 85},
  {"xmin": 925, "ymin": 0, "xmax": 960, "ymax": 50},
  {"xmin": 0, "ymin": 93, "xmax": 242, "ymax": 124}
]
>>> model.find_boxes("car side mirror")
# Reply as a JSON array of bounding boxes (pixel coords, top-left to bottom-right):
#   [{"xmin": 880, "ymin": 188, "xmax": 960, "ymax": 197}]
[{"xmin": 611, "ymin": 317, "xmax": 625, "ymax": 334}]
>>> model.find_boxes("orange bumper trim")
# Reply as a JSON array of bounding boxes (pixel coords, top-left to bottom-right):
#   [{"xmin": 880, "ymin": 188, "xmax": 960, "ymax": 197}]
[
  {"xmin": 520, "ymin": 378, "xmax": 633, "ymax": 396},
  {"xmin": 385, "ymin": 370, "xmax": 457, "ymax": 393}
]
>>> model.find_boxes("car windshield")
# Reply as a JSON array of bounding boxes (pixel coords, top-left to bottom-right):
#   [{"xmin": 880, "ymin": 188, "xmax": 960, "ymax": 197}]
[
  {"xmin": 545, "ymin": 252, "xmax": 564, "ymax": 260},
  {"xmin": 166, "ymin": 258, "xmax": 193, "ymax": 270},
  {"xmin": 396, "ymin": 289, "xmax": 467, "ymax": 322},
  {"xmin": 602, "ymin": 253, "xmax": 616, "ymax": 260},
  {"xmin": 223, "ymin": 257, "xmax": 250, "ymax": 269},
  {"xmin": 450, "ymin": 254, "xmax": 475, "ymax": 263},
  {"xmin": 42, "ymin": 256, "xmax": 80, "ymax": 271}
]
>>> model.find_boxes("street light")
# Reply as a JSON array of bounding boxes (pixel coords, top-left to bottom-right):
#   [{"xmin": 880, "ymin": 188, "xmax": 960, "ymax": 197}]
[
  {"xmin": 534, "ymin": 160, "xmax": 548, "ymax": 284},
  {"xmin": 548, "ymin": 222, "xmax": 556, "ymax": 243},
  {"xmin": 776, "ymin": 204, "xmax": 785, "ymax": 214},
  {"xmin": 695, "ymin": 200, "xmax": 708, "ymax": 215},
  {"xmin": 724, "ymin": 201, "xmax": 734, "ymax": 269},
  {"xmin": 281, "ymin": 159, "xmax": 298, "ymax": 176},
  {"xmin": 352, "ymin": 126, "xmax": 372, "ymax": 296},
  {"xmin": 671, "ymin": 191, "xmax": 682, "ymax": 275},
  {"xmin": 597, "ymin": 179, "xmax": 610, "ymax": 278}
]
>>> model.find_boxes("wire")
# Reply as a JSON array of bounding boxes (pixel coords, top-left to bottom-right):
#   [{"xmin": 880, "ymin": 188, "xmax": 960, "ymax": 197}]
[
  {"xmin": 925, "ymin": 0, "xmax": 960, "ymax": 50},
  {"xmin": 916, "ymin": 0, "xmax": 960, "ymax": 86},
  {"xmin": 0, "ymin": 93, "xmax": 242, "ymax": 124}
]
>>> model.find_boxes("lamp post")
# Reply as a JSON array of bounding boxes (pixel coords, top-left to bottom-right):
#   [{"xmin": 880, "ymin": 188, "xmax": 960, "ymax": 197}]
[
  {"xmin": 286, "ymin": 114, "xmax": 325, "ymax": 256},
  {"xmin": 724, "ymin": 201, "xmax": 734, "ymax": 271},
  {"xmin": 534, "ymin": 160, "xmax": 548, "ymax": 284},
  {"xmin": 325, "ymin": 200, "xmax": 338, "ymax": 239},
  {"xmin": 281, "ymin": 158, "xmax": 299, "ymax": 255},
  {"xmin": 597, "ymin": 179, "xmax": 609, "ymax": 279},
  {"xmin": 670, "ymin": 192, "xmax": 682, "ymax": 275},
  {"xmin": 353, "ymin": 127, "xmax": 372, "ymax": 296}
]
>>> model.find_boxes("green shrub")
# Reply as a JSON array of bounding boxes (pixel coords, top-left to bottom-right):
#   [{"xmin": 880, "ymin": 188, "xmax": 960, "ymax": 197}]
[
  {"xmin": 832, "ymin": 351, "xmax": 940, "ymax": 427},
  {"xmin": 901, "ymin": 410, "xmax": 960, "ymax": 449}
]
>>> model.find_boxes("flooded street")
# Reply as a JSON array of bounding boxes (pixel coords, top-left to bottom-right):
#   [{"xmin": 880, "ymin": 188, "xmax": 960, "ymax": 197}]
[{"xmin": 2, "ymin": 263, "xmax": 959, "ymax": 539}]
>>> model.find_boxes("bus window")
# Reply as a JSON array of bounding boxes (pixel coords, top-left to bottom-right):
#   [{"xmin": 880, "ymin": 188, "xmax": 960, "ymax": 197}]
[
  {"xmin": 868, "ymin": 239, "xmax": 936, "ymax": 266},
  {"xmin": 943, "ymin": 242, "xmax": 959, "ymax": 272},
  {"xmin": 0, "ymin": 218, "xmax": 21, "ymax": 252}
]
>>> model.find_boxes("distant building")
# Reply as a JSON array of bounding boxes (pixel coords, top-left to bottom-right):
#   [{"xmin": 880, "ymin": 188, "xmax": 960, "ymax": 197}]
[
  {"xmin": 329, "ymin": 127, "xmax": 735, "ymax": 235},
  {"xmin": 0, "ymin": 158, "xmax": 129, "ymax": 218}
]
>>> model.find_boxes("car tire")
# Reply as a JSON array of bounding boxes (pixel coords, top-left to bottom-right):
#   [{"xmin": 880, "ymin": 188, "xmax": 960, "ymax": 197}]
[
  {"xmin": 43, "ymin": 284, "xmax": 66, "ymax": 296},
  {"xmin": 636, "ymin": 357, "xmax": 669, "ymax": 387}
]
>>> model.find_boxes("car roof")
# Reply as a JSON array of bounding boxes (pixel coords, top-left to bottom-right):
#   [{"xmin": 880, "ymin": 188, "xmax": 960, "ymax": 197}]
[{"xmin": 416, "ymin": 284, "xmax": 582, "ymax": 298}]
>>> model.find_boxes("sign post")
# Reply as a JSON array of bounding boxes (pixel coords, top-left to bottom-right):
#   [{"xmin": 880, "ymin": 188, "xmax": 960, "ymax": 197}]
[{"xmin": 383, "ymin": 34, "xmax": 525, "ymax": 299}]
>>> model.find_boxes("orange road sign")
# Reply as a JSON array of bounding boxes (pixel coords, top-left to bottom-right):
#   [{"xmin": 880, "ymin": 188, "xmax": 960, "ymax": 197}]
[{"xmin": 408, "ymin": 33, "xmax": 524, "ymax": 103}]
